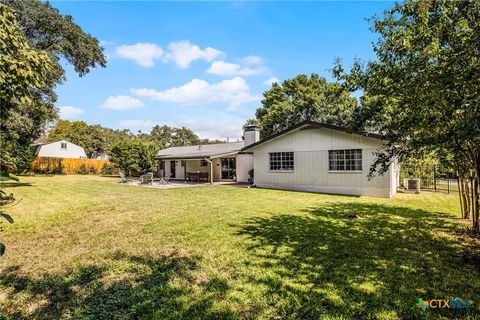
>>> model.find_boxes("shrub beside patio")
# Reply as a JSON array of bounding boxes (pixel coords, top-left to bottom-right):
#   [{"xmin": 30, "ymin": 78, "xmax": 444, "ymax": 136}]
[{"xmin": 0, "ymin": 175, "xmax": 478, "ymax": 319}]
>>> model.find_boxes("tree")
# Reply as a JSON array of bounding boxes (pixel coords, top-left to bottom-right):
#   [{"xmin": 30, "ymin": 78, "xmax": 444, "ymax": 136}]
[
  {"xmin": 251, "ymin": 74, "xmax": 357, "ymax": 137},
  {"xmin": 334, "ymin": 0, "xmax": 480, "ymax": 231},
  {"xmin": 137, "ymin": 142, "xmax": 158, "ymax": 174},
  {"xmin": 48, "ymin": 120, "xmax": 132, "ymax": 158},
  {"xmin": 109, "ymin": 140, "xmax": 158, "ymax": 176},
  {"xmin": 0, "ymin": 3, "xmax": 54, "ymax": 172},
  {"xmin": 150, "ymin": 125, "xmax": 174, "ymax": 148},
  {"xmin": 1, "ymin": 0, "xmax": 106, "ymax": 172},
  {"xmin": 0, "ymin": 171, "xmax": 18, "ymax": 257},
  {"xmin": 171, "ymin": 127, "xmax": 201, "ymax": 146}
]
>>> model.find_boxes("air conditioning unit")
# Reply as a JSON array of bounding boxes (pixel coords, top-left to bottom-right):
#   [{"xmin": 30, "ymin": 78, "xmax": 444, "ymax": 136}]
[{"xmin": 404, "ymin": 178, "xmax": 420, "ymax": 193}]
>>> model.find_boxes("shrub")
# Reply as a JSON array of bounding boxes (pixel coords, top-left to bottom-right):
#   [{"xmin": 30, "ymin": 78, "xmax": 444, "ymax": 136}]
[
  {"xmin": 89, "ymin": 165, "xmax": 97, "ymax": 175},
  {"xmin": 101, "ymin": 163, "xmax": 118, "ymax": 175},
  {"xmin": 52, "ymin": 164, "xmax": 63, "ymax": 174},
  {"xmin": 109, "ymin": 140, "xmax": 157, "ymax": 176},
  {"xmin": 75, "ymin": 164, "xmax": 88, "ymax": 175}
]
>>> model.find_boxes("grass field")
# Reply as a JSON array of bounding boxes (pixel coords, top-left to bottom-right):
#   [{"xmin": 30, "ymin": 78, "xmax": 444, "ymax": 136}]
[{"xmin": 0, "ymin": 175, "xmax": 479, "ymax": 319}]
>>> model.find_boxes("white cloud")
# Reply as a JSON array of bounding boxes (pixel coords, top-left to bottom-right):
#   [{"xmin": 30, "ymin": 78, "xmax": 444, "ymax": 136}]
[
  {"xmin": 131, "ymin": 76, "xmax": 259, "ymax": 111},
  {"xmin": 115, "ymin": 43, "xmax": 164, "ymax": 67},
  {"xmin": 207, "ymin": 61, "xmax": 267, "ymax": 77},
  {"xmin": 239, "ymin": 55, "xmax": 264, "ymax": 65},
  {"xmin": 263, "ymin": 76, "xmax": 280, "ymax": 85},
  {"xmin": 164, "ymin": 40, "xmax": 223, "ymax": 68},
  {"xmin": 177, "ymin": 116, "xmax": 245, "ymax": 140},
  {"xmin": 59, "ymin": 106, "xmax": 84, "ymax": 119},
  {"xmin": 100, "ymin": 40, "xmax": 114, "ymax": 46},
  {"xmin": 119, "ymin": 119, "xmax": 156, "ymax": 128},
  {"xmin": 103, "ymin": 95, "xmax": 144, "ymax": 110}
]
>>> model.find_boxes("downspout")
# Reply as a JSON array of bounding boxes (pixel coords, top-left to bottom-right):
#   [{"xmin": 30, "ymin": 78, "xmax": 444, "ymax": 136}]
[{"xmin": 205, "ymin": 158, "xmax": 213, "ymax": 184}]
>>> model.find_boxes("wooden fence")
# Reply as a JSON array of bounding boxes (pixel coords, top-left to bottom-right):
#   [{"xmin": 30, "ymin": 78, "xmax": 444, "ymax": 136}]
[{"xmin": 32, "ymin": 157, "xmax": 109, "ymax": 174}]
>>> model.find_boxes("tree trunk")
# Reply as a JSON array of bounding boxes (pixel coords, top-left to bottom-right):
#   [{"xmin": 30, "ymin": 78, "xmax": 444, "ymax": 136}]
[
  {"xmin": 458, "ymin": 177, "xmax": 470, "ymax": 219},
  {"xmin": 473, "ymin": 174, "xmax": 479, "ymax": 233},
  {"xmin": 463, "ymin": 179, "xmax": 471, "ymax": 219}
]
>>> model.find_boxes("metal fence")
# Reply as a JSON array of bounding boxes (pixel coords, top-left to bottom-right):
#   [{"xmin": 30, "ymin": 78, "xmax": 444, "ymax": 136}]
[{"xmin": 400, "ymin": 164, "xmax": 458, "ymax": 194}]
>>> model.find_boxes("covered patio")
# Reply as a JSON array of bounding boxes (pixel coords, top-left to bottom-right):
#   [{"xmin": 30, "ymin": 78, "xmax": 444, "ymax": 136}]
[
  {"xmin": 157, "ymin": 155, "xmax": 237, "ymax": 184},
  {"xmin": 155, "ymin": 141, "xmax": 252, "ymax": 184}
]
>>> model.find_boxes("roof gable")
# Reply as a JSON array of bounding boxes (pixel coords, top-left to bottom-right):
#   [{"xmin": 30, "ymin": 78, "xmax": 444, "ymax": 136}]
[
  {"xmin": 35, "ymin": 140, "xmax": 83, "ymax": 148},
  {"xmin": 241, "ymin": 120, "xmax": 385, "ymax": 152}
]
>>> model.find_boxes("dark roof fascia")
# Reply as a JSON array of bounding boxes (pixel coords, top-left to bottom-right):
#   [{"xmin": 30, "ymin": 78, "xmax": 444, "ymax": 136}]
[
  {"xmin": 155, "ymin": 155, "xmax": 212, "ymax": 160},
  {"xmin": 241, "ymin": 120, "xmax": 386, "ymax": 152}
]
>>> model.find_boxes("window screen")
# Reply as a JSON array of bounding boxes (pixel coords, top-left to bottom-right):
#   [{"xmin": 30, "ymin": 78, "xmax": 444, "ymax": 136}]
[
  {"xmin": 329, "ymin": 149, "xmax": 362, "ymax": 171},
  {"xmin": 269, "ymin": 152, "xmax": 294, "ymax": 171}
]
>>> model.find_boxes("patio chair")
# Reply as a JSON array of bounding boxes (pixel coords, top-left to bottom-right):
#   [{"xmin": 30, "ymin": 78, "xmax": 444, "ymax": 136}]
[
  {"xmin": 159, "ymin": 174, "xmax": 171, "ymax": 185},
  {"xmin": 119, "ymin": 172, "xmax": 132, "ymax": 183},
  {"xmin": 140, "ymin": 172, "xmax": 154, "ymax": 185}
]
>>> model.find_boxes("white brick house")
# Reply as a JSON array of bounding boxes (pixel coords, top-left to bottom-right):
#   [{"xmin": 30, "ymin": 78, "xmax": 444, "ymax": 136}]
[{"xmin": 241, "ymin": 121, "xmax": 399, "ymax": 198}]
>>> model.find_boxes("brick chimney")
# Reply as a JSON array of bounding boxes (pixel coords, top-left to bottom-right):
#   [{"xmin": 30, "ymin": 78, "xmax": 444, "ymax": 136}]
[{"xmin": 243, "ymin": 125, "xmax": 260, "ymax": 146}]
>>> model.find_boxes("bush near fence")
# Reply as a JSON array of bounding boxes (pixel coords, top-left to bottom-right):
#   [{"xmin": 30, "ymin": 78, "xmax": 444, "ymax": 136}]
[{"xmin": 32, "ymin": 157, "xmax": 110, "ymax": 175}]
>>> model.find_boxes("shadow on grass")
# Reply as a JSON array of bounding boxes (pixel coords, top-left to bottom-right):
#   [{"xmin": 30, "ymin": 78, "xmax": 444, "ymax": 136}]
[
  {"xmin": 0, "ymin": 182, "xmax": 33, "ymax": 188},
  {"xmin": 236, "ymin": 202, "xmax": 480, "ymax": 319},
  {"xmin": 0, "ymin": 250, "xmax": 233, "ymax": 320}
]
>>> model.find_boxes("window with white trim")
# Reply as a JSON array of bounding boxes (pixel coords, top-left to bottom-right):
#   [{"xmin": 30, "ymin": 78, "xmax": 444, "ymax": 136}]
[
  {"xmin": 329, "ymin": 149, "xmax": 362, "ymax": 171},
  {"xmin": 269, "ymin": 152, "xmax": 294, "ymax": 171},
  {"xmin": 60, "ymin": 142, "xmax": 67, "ymax": 149},
  {"xmin": 200, "ymin": 159, "xmax": 208, "ymax": 167}
]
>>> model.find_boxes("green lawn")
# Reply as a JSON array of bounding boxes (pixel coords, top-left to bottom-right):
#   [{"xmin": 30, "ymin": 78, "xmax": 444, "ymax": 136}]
[{"xmin": 0, "ymin": 175, "xmax": 478, "ymax": 319}]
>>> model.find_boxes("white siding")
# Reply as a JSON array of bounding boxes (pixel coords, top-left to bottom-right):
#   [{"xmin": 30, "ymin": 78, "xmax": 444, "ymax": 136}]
[
  {"xmin": 250, "ymin": 128, "xmax": 395, "ymax": 198},
  {"xmin": 37, "ymin": 140, "xmax": 87, "ymax": 158},
  {"xmin": 236, "ymin": 154, "xmax": 253, "ymax": 183}
]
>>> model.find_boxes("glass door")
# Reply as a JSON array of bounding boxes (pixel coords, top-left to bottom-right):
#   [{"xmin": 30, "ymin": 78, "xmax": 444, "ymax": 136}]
[
  {"xmin": 170, "ymin": 160, "xmax": 176, "ymax": 178},
  {"xmin": 221, "ymin": 158, "xmax": 236, "ymax": 180}
]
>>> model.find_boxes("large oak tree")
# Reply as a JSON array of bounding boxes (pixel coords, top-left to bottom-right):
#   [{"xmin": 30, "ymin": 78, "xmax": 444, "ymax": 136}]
[
  {"xmin": 334, "ymin": 0, "xmax": 480, "ymax": 231},
  {"xmin": 0, "ymin": 0, "xmax": 106, "ymax": 172},
  {"xmin": 251, "ymin": 74, "xmax": 357, "ymax": 137}
]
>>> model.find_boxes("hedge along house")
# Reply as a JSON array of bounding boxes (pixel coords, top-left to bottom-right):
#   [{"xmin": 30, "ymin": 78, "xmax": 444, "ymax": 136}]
[
  {"xmin": 242, "ymin": 120, "xmax": 399, "ymax": 198},
  {"xmin": 155, "ymin": 126, "xmax": 259, "ymax": 183}
]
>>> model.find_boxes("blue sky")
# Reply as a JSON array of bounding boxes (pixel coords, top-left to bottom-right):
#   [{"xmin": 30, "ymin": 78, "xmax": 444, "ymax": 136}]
[{"xmin": 53, "ymin": 1, "xmax": 393, "ymax": 140}]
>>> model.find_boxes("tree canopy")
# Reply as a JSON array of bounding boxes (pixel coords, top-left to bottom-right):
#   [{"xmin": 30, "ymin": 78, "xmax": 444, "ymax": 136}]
[
  {"xmin": 0, "ymin": 3, "xmax": 54, "ymax": 172},
  {"xmin": 251, "ymin": 74, "xmax": 357, "ymax": 137},
  {"xmin": 334, "ymin": 0, "xmax": 480, "ymax": 231},
  {"xmin": 109, "ymin": 140, "xmax": 158, "ymax": 176},
  {"xmin": 48, "ymin": 120, "xmax": 132, "ymax": 158},
  {"xmin": 0, "ymin": 0, "xmax": 106, "ymax": 172},
  {"xmin": 47, "ymin": 120, "xmax": 225, "ymax": 159}
]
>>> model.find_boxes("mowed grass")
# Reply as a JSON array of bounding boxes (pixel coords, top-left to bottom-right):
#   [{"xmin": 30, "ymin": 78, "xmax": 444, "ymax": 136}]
[{"xmin": 0, "ymin": 175, "xmax": 479, "ymax": 320}]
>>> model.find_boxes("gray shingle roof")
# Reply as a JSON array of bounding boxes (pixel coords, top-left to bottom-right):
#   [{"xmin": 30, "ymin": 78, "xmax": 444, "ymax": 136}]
[{"xmin": 156, "ymin": 141, "xmax": 245, "ymax": 159}]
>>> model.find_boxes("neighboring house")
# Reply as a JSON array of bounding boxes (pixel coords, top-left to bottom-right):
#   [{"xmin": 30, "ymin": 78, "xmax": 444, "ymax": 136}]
[
  {"xmin": 155, "ymin": 126, "xmax": 259, "ymax": 183},
  {"xmin": 35, "ymin": 140, "xmax": 87, "ymax": 159},
  {"xmin": 94, "ymin": 153, "xmax": 110, "ymax": 160},
  {"xmin": 241, "ymin": 120, "xmax": 399, "ymax": 198}
]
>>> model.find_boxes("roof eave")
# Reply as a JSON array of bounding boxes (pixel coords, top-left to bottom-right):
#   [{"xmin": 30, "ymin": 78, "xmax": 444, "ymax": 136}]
[
  {"xmin": 241, "ymin": 120, "xmax": 386, "ymax": 152},
  {"xmin": 155, "ymin": 155, "xmax": 212, "ymax": 160}
]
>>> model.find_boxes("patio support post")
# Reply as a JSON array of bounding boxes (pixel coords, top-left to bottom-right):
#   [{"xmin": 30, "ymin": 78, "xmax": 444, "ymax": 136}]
[
  {"xmin": 184, "ymin": 160, "xmax": 187, "ymax": 183},
  {"xmin": 206, "ymin": 158, "xmax": 213, "ymax": 184}
]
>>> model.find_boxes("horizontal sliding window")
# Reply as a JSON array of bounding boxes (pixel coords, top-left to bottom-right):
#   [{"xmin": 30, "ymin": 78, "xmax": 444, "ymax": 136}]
[
  {"xmin": 269, "ymin": 152, "xmax": 294, "ymax": 171},
  {"xmin": 329, "ymin": 149, "xmax": 362, "ymax": 171}
]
